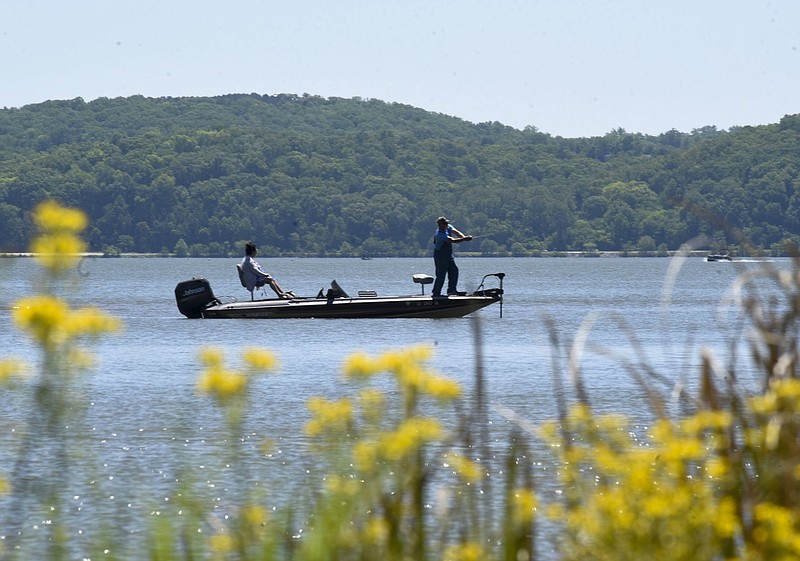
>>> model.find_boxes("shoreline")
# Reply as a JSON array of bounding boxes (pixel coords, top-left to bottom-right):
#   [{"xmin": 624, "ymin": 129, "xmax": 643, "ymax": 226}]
[{"xmin": 1, "ymin": 251, "xmax": 743, "ymax": 259}]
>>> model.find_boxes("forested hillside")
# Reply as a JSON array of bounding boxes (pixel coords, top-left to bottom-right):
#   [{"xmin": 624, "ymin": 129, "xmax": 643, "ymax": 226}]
[{"xmin": 1, "ymin": 94, "xmax": 799, "ymax": 256}]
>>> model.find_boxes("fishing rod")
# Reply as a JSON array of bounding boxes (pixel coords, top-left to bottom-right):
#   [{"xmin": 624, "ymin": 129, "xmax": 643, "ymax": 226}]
[
  {"xmin": 432, "ymin": 232, "xmax": 495, "ymax": 245},
  {"xmin": 464, "ymin": 232, "xmax": 497, "ymax": 240}
]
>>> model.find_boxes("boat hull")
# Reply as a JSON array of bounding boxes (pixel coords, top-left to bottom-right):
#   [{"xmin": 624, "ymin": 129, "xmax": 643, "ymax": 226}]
[
  {"xmin": 200, "ymin": 294, "xmax": 500, "ymax": 319},
  {"xmin": 175, "ymin": 276, "xmax": 504, "ymax": 319}
]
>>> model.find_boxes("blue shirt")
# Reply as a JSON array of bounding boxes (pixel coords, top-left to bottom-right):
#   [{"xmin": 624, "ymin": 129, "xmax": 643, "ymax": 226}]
[{"xmin": 433, "ymin": 225, "xmax": 454, "ymax": 252}]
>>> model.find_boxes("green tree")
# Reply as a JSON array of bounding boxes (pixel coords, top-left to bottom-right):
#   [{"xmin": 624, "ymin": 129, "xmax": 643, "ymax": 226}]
[{"xmin": 174, "ymin": 238, "xmax": 189, "ymax": 257}]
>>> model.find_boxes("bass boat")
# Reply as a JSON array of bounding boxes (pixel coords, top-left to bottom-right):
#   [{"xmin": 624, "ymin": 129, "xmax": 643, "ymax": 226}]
[
  {"xmin": 175, "ymin": 272, "xmax": 505, "ymax": 319},
  {"xmin": 706, "ymin": 250, "xmax": 733, "ymax": 262}
]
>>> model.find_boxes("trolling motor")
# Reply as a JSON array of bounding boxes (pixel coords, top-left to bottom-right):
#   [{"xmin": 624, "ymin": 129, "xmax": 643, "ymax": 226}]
[{"xmin": 474, "ymin": 272, "xmax": 505, "ymax": 317}]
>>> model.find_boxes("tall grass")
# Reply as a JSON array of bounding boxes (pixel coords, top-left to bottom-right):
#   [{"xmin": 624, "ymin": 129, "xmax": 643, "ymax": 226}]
[{"xmin": 3, "ymin": 202, "xmax": 800, "ymax": 560}]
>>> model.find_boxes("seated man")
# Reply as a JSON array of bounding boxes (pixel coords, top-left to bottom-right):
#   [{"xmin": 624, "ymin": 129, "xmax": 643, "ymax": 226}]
[{"xmin": 240, "ymin": 241, "xmax": 293, "ymax": 299}]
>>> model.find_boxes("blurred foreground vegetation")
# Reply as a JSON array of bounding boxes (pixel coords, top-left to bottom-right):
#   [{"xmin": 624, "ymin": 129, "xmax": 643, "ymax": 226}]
[
  {"xmin": 4, "ymin": 202, "xmax": 800, "ymax": 560},
  {"xmin": 1, "ymin": 95, "xmax": 800, "ymax": 256}
]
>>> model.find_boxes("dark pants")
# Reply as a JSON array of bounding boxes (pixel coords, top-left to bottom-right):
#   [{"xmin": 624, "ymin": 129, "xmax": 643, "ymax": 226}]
[{"xmin": 433, "ymin": 250, "xmax": 459, "ymax": 296}]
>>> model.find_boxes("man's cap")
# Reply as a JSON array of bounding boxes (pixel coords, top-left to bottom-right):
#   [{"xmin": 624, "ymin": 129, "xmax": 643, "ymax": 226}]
[{"xmin": 437, "ymin": 216, "xmax": 449, "ymax": 223}]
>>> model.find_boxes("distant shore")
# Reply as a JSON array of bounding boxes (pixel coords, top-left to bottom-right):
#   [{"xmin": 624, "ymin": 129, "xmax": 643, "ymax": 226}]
[{"xmin": 1, "ymin": 251, "xmax": 742, "ymax": 259}]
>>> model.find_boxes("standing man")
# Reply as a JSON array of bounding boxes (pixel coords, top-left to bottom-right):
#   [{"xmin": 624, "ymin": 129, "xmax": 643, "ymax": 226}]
[
  {"xmin": 241, "ymin": 241, "xmax": 294, "ymax": 299},
  {"xmin": 432, "ymin": 216, "xmax": 472, "ymax": 297}
]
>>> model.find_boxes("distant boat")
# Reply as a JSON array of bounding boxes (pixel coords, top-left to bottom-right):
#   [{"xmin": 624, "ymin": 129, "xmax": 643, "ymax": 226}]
[
  {"xmin": 706, "ymin": 250, "xmax": 733, "ymax": 262},
  {"xmin": 361, "ymin": 256, "xmax": 373, "ymax": 260}
]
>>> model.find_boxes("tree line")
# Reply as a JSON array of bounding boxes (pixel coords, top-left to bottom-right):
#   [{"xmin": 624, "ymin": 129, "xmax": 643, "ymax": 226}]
[{"xmin": 1, "ymin": 94, "xmax": 799, "ymax": 256}]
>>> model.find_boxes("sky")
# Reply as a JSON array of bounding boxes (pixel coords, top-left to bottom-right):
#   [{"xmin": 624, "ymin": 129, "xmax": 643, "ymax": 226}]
[{"xmin": 2, "ymin": 0, "xmax": 799, "ymax": 138}]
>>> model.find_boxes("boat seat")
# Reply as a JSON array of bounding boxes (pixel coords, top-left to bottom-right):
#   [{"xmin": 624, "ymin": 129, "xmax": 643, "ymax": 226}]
[
  {"xmin": 331, "ymin": 279, "xmax": 349, "ymax": 298},
  {"xmin": 236, "ymin": 264, "xmax": 255, "ymax": 300},
  {"xmin": 318, "ymin": 279, "xmax": 350, "ymax": 299},
  {"xmin": 413, "ymin": 274, "xmax": 434, "ymax": 295},
  {"xmin": 358, "ymin": 290, "xmax": 378, "ymax": 297}
]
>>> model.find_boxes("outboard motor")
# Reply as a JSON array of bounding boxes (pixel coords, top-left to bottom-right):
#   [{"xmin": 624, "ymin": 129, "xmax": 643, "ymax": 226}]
[{"xmin": 175, "ymin": 278, "xmax": 217, "ymax": 318}]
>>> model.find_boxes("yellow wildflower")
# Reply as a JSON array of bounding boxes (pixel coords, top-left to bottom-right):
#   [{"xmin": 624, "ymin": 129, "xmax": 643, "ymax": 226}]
[
  {"xmin": 208, "ymin": 533, "xmax": 235, "ymax": 557},
  {"xmin": 421, "ymin": 374, "xmax": 462, "ymax": 401},
  {"xmin": 567, "ymin": 403, "xmax": 592, "ymax": 425},
  {"xmin": 353, "ymin": 440, "xmax": 380, "ymax": 471},
  {"xmin": 196, "ymin": 347, "xmax": 254, "ymax": 404},
  {"xmin": 381, "ymin": 417, "xmax": 443, "ymax": 461},
  {"xmin": 13, "ymin": 295, "xmax": 70, "ymax": 347},
  {"xmin": 342, "ymin": 351, "xmax": 380, "ymax": 379},
  {"xmin": 512, "ymin": 488, "xmax": 538, "ymax": 524},
  {"xmin": 242, "ymin": 347, "xmax": 278, "ymax": 371},
  {"xmin": 681, "ymin": 410, "xmax": 732, "ymax": 434},
  {"xmin": 404, "ymin": 344, "xmax": 434, "ymax": 362},
  {"xmin": 381, "ymin": 429, "xmax": 415, "ymax": 461},
  {"xmin": 30, "ymin": 201, "xmax": 89, "ymax": 272},
  {"xmin": 30, "ymin": 234, "xmax": 87, "ymax": 271},
  {"xmin": 376, "ymin": 349, "xmax": 408, "ymax": 372},
  {"xmin": 447, "ymin": 453, "xmax": 484, "ymax": 484},
  {"xmin": 658, "ymin": 435, "xmax": 705, "ymax": 465},
  {"xmin": 0, "ymin": 358, "xmax": 27, "ymax": 383},
  {"xmin": 443, "ymin": 541, "xmax": 486, "ymax": 561},
  {"xmin": 704, "ymin": 456, "xmax": 729, "ymax": 479},
  {"xmin": 772, "ymin": 377, "xmax": 800, "ymax": 400},
  {"xmin": 750, "ymin": 502, "xmax": 800, "ymax": 557},
  {"xmin": 33, "ymin": 200, "xmax": 88, "ymax": 233},
  {"xmin": 13, "ymin": 296, "xmax": 119, "ymax": 350},
  {"xmin": 394, "ymin": 363, "xmax": 427, "ymax": 391},
  {"xmin": 344, "ymin": 345, "xmax": 435, "ymax": 380},
  {"xmin": 713, "ymin": 496, "xmax": 740, "ymax": 538},
  {"xmin": 538, "ymin": 420, "xmax": 561, "ymax": 444},
  {"xmin": 64, "ymin": 307, "xmax": 121, "ymax": 337},
  {"xmin": 199, "ymin": 347, "xmax": 225, "ymax": 368},
  {"xmin": 305, "ymin": 397, "xmax": 353, "ymax": 436},
  {"xmin": 380, "ymin": 344, "xmax": 433, "ymax": 368},
  {"xmin": 325, "ymin": 476, "xmax": 361, "ymax": 497},
  {"xmin": 197, "ymin": 368, "xmax": 247, "ymax": 399},
  {"xmin": 750, "ymin": 391, "xmax": 778, "ymax": 415},
  {"xmin": 363, "ymin": 516, "xmax": 389, "ymax": 545},
  {"xmin": 649, "ymin": 417, "xmax": 676, "ymax": 442},
  {"xmin": 593, "ymin": 443, "xmax": 622, "ymax": 472},
  {"xmin": 241, "ymin": 504, "xmax": 268, "ymax": 527}
]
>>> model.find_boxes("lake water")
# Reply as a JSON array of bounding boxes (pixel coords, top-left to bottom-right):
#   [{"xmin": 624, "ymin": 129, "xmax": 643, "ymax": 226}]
[{"xmin": 0, "ymin": 255, "xmax": 787, "ymax": 558}]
